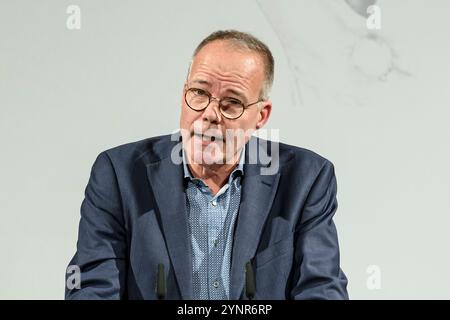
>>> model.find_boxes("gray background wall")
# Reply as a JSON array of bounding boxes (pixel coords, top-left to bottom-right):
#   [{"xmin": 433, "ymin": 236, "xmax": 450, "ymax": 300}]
[{"xmin": 1, "ymin": 0, "xmax": 449, "ymax": 299}]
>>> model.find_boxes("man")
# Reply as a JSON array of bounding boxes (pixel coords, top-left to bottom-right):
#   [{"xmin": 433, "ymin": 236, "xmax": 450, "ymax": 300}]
[{"xmin": 65, "ymin": 30, "xmax": 348, "ymax": 299}]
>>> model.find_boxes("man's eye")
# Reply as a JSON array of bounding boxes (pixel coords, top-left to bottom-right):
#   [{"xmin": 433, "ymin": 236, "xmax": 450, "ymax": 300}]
[
  {"xmin": 193, "ymin": 89, "xmax": 207, "ymax": 96},
  {"xmin": 222, "ymin": 98, "xmax": 242, "ymax": 106}
]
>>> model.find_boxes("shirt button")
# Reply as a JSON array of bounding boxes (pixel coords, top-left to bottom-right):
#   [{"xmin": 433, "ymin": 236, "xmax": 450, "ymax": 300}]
[
  {"xmin": 213, "ymin": 281, "xmax": 219, "ymax": 288},
  {"xmin": 211, "ymin": 200, "xmax": 217, "ymax": 206},
  {"xmin": 213, "ymin": 239, "xmax": 218, "ymax": 247}
]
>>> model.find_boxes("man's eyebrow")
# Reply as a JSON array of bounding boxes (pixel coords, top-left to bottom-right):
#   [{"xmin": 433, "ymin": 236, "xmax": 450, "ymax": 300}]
[
  {"xmin": 224, "ymin": 89, "xmax": 246, "ymax": 101},
  {"xmin": 189, "ymin": 79, "xmax": 246, "ymax": 101},
  {"xmin": 190, "ymin": 79, "xmax": 211, "ymax": 86}
]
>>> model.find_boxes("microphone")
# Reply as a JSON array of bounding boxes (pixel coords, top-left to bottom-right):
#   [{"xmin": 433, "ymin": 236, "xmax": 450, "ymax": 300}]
[
  {"xmin": 156, "ymin": 263, "xmax": 166, "ymax": 300},
  {"xmin": 245, "ymin": 261, "xmax": 256, "ymax": 300}
]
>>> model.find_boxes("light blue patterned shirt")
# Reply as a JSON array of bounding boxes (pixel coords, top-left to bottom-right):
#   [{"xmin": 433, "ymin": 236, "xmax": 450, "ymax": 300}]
[{"xmin": 182, "ymin": 146, "xmax": 245, "ymax": 300}]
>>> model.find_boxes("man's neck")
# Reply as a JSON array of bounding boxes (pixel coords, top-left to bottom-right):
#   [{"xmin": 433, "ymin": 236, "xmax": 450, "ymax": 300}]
[{"xmin": 187, "ymin": 150, "xmax": 242, "ymax": 195}]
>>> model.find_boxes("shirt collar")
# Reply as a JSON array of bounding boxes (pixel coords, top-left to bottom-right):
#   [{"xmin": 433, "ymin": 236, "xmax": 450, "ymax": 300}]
[{"xmin": 182, "ymin": 143, "xmax": 245, "ymax": 180}]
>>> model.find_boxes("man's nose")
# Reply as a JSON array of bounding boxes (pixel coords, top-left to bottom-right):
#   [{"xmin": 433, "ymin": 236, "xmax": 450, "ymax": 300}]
[{"xmin": 202, "ymin": 99, "xmax": 222, "ymax": 123}]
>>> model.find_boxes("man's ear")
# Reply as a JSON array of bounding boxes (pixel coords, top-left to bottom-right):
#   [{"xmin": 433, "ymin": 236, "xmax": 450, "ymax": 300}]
[
  {"xmin": 256, "ymin": 101, "xmax": 272, "ymax": 129},
  {"xmin": 180, "ymin": 83, "xmax": 187, "ymax": 105}
]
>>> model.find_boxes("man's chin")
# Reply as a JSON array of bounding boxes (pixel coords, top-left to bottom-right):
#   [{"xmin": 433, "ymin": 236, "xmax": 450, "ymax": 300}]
[{"xmin": 192, "ymin": 151, "xmax": 225, "ymax": 166}]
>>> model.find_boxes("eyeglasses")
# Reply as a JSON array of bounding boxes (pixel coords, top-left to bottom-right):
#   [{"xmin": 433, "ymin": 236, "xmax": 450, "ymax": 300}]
[{"xmin": 184, "ymin": 87, "xmax": 263, "ymax": 120}]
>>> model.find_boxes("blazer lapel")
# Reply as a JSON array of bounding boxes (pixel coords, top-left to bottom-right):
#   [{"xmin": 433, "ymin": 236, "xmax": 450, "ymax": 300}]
[
  {"xmin": 230, "ymin": 137, "xmax": 281, "ymax": 299},
  {"xmin": 146, "ymin": 137, "xmax": 193, "ymax": 299}
]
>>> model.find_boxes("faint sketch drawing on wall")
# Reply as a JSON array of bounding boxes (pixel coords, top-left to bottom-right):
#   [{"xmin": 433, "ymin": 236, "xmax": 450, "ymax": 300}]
[{"xmin": 256, "ymin": 0, "xmax": 411, "ymax": 109}]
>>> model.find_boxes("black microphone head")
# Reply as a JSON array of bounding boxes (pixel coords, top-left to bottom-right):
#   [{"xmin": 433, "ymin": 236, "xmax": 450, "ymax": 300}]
[
  {"xmin": 245, "ymin": 262, "xmax": 256, "ymax": 300},
  {"xmin": 156, "ymin": 263, "xmax": 166, "ymax": 300}
]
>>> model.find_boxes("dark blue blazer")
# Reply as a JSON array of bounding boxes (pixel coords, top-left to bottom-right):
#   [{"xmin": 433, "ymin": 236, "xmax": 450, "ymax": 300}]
[{"xmin": 65, "ymin": 133, "xmax": 348, "ymax": 299}]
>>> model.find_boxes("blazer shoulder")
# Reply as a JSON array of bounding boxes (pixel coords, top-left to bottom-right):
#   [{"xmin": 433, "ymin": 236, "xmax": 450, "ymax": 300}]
[
  {"xmin": 278, "ymin": 141, "xmax": 334, "ymax": 172},
  {"xmin": 99, "ymin": 134, "xmax": 175, "ymax": 165}
]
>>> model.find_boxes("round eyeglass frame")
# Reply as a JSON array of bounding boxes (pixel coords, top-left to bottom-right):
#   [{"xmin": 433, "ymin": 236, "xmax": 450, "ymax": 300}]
[{"xmin": 184, "ymin": 87, "xmax": 263, "ymax": 120}]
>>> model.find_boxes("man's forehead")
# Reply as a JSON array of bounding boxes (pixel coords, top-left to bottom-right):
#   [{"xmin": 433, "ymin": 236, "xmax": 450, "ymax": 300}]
[
  {"xmin": 189, "ymin": 55, "xmax": 264, "ymax": 87},
  {"xmin": 188, "ymin": 41, "xmax": 265, "ymax": 95}
]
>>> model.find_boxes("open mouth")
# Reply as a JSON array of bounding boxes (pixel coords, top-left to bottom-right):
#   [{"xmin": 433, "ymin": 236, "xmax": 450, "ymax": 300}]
[{"xmin": 193, "ymin": 133, "xmax": 223, "ymax": 142}]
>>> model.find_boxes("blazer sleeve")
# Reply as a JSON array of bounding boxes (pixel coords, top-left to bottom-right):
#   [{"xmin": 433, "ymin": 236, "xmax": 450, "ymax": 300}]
[
  {"xmin": 291, "ymin": 160, "xmax": 349, "ymax": 299},
  {"xmin": 65, "ymin": 152, "xmax": 127, "ymax": 299}
]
